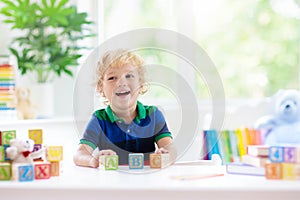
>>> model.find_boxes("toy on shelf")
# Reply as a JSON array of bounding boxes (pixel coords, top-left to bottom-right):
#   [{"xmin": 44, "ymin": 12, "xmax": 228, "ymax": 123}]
[
  {"xmin": 15, "ymin": 87, "xmax": 37, "ymax": 119},
  {"xmin": 0, "ymin": 55, "xmax": 17, "ymax": 120},
  {"xmin": 255, "ymin": 89, "xmax": 300, "ymax": 145}
]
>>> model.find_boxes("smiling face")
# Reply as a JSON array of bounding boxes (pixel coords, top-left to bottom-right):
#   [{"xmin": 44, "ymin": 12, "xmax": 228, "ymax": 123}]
[
  {"xmin": 102, "ymin": 64, "xmax": 141, "ymax": 111},
  {"xmin": 96, "ymin": 50, "xmax": 147, "ymax": 117}
]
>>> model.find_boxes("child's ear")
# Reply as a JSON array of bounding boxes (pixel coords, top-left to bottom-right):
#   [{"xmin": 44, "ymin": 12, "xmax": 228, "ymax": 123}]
[{"xmin": 139, "ymin": 83, "xmax": 148, "ymax": 95}]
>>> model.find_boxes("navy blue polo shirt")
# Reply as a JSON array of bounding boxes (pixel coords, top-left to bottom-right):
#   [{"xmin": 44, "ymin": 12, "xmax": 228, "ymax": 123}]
[{"xmin": 80, "ymin": 101, "xmax": 172, "ymax": 164}]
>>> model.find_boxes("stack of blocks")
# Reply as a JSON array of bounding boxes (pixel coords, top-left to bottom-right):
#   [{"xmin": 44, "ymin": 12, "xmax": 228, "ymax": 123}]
[
  {"xmin": 265, "ymin": 146, "xmax": 300, "ymax": 180},
  {"xmin": 0, "ymin": 130, "xmax": 16, "ymax": 180},
  {"xmin": 0, "ymin": 129, "xmax": 63, "ymax": 181},
  {"xmin": 99, "ymin": 153, "xmax": 170, "ymax": 170}
]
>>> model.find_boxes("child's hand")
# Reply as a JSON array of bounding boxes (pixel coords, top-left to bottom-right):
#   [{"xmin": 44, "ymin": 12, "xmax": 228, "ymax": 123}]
[
  {"xmin": 99, "ymin": 149, "xmax": 117, "ymax": 156},
  {"xmin": 155, "ymin": 147, "xmax": 169, "ymax": 154},
  {"xmin": 89, "ymin": 149, "xmax": 116, "ymax": 168}
]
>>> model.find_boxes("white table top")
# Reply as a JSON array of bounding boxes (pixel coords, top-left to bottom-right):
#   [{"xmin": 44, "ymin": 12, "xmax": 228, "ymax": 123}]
[
  {"xmin": 1, "ymin": 119, "xmax": 300, "ymax": 200},
  {"xmin": 1, "ymin": 163, "xmax": 300, "ymax": 200}
]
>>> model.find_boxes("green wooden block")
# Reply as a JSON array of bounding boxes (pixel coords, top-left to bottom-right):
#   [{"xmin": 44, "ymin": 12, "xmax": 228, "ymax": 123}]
[
  {"xmin": 0, "ymin": 146, "xmax": 5, "ymax": 162},
  {"xmin": 0, "ymin": 162, "xmax": 11, "ymax": 180},
  {"xmin": 1, "ymin": 130, "xmax": 16, "ymax": 145},
  {"xmin": 104, "ymin": 155, "xmax": 118, "ymax": 170}
]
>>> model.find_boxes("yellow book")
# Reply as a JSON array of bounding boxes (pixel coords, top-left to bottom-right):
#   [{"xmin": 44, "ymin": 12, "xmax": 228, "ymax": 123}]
[{"xmin": 235, "ymin": 128, "xmax": 246, "ymax": 159}]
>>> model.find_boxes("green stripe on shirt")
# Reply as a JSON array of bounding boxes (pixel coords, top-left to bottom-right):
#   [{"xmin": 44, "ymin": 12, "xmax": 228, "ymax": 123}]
[
  {"xmin": 155, "ymin": 132, "xmax": 172, "ymax": 143},
  {"xmin": 79, "ymin": 139, "xmax": 97, "ymax": 150}
]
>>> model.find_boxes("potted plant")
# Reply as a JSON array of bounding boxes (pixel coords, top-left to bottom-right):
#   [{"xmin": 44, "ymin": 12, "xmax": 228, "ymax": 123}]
[{"xmin": 0, "ymin": 0, "xmax": 95, "ymax": 117}]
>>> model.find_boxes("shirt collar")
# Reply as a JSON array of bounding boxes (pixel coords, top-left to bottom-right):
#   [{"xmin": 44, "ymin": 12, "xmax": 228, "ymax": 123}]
[{"xmin": 105, "ymin": 101, "xmax": 146, "ymax": 123}]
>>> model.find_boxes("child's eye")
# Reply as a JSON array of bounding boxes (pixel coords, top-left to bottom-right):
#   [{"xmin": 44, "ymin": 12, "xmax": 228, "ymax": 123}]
[
  {"xmin": 107, "ymin": 76, "xmax": 116, "ymax": 81},
  {"xmin": 126, "ymin": 74, "xmax": 134, "ymax": 78}
]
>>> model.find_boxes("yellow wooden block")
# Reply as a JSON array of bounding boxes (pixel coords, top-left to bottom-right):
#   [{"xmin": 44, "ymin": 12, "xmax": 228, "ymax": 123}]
[
  {"xmin": 282, "ymin": 163, "xmax": 300, "ymax": 180},
  {"xmin": 150, "ymin": 153, "xmax": 170, "ymax": 169},
  {"xmin": 28, "ymin": 129, "xmax": 43, "ymax": 144},
  {"xmin": 46, "ymin": 146, "xmax": 63, "ymax": 162}
]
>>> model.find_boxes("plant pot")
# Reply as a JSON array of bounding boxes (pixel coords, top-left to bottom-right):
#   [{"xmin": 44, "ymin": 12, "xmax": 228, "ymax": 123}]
[{"xmin": 31, "ymin": 83, "xmax": 54, "ymax": 118}]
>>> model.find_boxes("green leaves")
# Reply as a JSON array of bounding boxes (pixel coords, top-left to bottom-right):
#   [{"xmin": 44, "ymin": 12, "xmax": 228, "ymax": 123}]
[{"xmin": 0, "ymin": 0, "xmax": 95, "ymax": 83}]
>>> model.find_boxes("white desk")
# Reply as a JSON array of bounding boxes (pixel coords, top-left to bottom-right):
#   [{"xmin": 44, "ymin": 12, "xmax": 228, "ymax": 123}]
[
  {"xmin": 1, "ymin": 164, "xmax": 300, "ymax": 200},
  {"xmin": 1, "ymin": 119, "xmax": 300, "ymax": 200}
]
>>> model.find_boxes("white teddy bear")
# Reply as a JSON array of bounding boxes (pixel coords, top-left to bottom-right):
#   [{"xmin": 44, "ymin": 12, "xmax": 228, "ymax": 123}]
[{"xmin": 6, "ymin": 138, "xmax": 45, "ymax": 164}]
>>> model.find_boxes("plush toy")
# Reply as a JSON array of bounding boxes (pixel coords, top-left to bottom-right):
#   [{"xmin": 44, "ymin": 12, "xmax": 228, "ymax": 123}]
[
  {"xmin": 6, "ymin": 138, "xmax": 45, "ymax": 164},
  {"xmin": 15, "ymin": 87, "xmax": 37, "ymax": 119},
  {"xmin": 255, "ymin": 89, "xmax": 300, "ymax": 145}
]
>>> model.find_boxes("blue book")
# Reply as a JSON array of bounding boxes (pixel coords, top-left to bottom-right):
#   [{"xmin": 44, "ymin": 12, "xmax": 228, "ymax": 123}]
[{"xmin": 204, "ymin": 130, "xmax": 221, "ymax": 160}]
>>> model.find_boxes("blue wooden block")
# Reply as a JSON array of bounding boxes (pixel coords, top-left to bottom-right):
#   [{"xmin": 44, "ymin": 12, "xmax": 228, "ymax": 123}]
[
  {"xmin": 128, "ymin": 153, "xmax": 144, "ymax": 169},
  {"xmin": 3, "ymin": 145, "xmax": 10, "ymax": 161},
  {"xmin": 15, "ymin": 164, "xmax": 34, "ymax": 182},
  {"xmin": 269, "ymin": 146, "xmax": 284, "ymax": 163}
]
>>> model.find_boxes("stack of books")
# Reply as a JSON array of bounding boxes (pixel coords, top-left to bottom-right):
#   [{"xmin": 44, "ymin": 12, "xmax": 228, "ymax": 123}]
[
  {"xmin": 0, "ymin": 55, "xmax": 17, "ymax": 120},
  {"xmin": 226, "ymin": 145, "xmax": 269, "ymax": 176}
]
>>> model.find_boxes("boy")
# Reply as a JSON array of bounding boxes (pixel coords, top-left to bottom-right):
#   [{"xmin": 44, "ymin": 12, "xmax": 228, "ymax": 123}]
[{"xmin": 73, "ymin": 49, "xmax": 176, "ymax": 167}]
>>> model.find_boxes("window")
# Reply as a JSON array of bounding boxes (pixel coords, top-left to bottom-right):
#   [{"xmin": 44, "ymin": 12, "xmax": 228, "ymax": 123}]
[{"xmin": 80, "ymin": 0, "xmax": 300, "ymax": 99}]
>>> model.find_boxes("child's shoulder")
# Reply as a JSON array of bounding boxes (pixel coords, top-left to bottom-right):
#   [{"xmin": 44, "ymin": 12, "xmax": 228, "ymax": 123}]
[{"xmin": 93, "ymin": 108, "xmax": 108, "ymax": 120}]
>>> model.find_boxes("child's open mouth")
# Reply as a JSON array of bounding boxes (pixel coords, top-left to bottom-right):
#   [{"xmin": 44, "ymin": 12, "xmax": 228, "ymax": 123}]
[{"xmin": 115, "ymin": 91, "xmax": 130, "ymax": 96}]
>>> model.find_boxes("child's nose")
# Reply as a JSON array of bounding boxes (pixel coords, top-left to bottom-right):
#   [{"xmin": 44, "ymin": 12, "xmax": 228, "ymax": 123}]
[{"xmin": 117, "ymin": 76, "xmax": 127, "ymax": 86}]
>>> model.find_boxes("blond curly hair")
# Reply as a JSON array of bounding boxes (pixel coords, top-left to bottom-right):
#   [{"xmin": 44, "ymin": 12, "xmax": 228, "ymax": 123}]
[{"xmin": 96, "ymin": 49, "xmax": 148, "ymax": 100}]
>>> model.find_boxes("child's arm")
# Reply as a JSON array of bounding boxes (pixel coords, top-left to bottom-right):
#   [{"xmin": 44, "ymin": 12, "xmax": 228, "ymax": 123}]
[
  {"xmin": 73, "ymin": 144, "xmax": 116, "ymax": 168},
  {"xmin": 73, "ymin": 144, "xmax": 99, "ymax": 168},
  {"xmin": 156, "ymin": 137, "xmax": 177, "ymax": 164}
]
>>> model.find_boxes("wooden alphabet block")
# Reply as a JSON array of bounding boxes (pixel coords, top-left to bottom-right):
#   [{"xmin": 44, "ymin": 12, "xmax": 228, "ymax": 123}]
[
  {"xmin": 99, "ymin": 155, "xmax": 118, "ymax": 170},
  {"xmin": 269, "ymin": 146, "xmax": 284, "ymax": 163},
  {"xmin": 50, "ymin": 161, "xmax": 61, "ymax": 176},
  {"xmin": 46, "ymin": 146, "xmax": 63, "ymax": 162},
  {"xmin": 150, "ymin": 153, "xmax": 170, "ymax": 169},
  {"xmin": 33, "ymin": 144, "xmax": 43, "ymax": 161},
  {"xmin": 0, "ymin": 146, "xmax": 5, "ymax": 162},
  {"xmin": 281, "ymin": 163, "xmax": 300, "ymax": 180},
  {"xmin": 0, "ymin": 162, "xmax": 11, "ymax": 180},
  {"xmin": 28, "ymin": 129, "xmax": 43, "ymax": 144},
  {"xmin": 34, "ymin": 162, "xmax": 51, "ymax": 179},
  {"xmin": 1, "ymin": 130, "xmax": 16, "ymax": 145},
  {"xmin": 2, "ymin": 145, "xmax": 10, "ymax": 161},
  {"xmin": 12, "ymin": 164, "xmax": 34, "ymax": 182},
  {"xmin": 265, "ymin": 163, "xmax": 282, "ymax": 180},
  {"xmin": 128, "ymin": 153, "xmax": 144, "ymax": 169}
]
